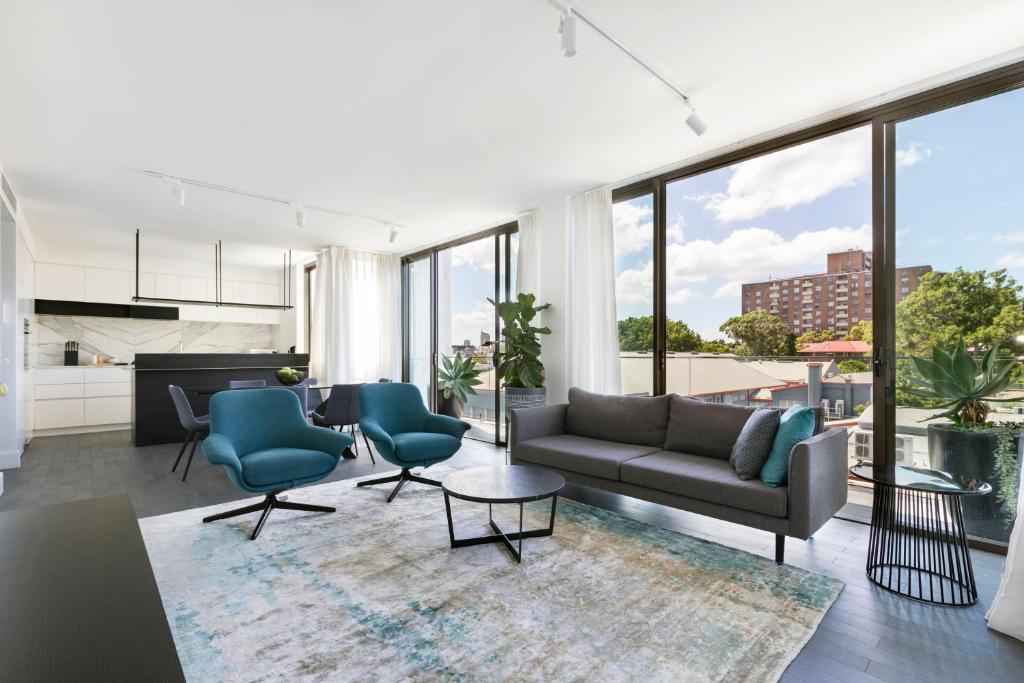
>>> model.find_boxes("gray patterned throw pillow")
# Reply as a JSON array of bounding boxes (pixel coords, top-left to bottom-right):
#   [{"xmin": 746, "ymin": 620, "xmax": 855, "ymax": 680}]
[{"xmin": 729, "ymin": 408, "xmax": 781, "ymax": 480}]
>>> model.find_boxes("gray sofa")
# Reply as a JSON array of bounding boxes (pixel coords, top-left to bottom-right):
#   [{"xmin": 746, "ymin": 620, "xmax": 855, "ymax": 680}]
[{"xmin": 509, "ymin": 388, "xmax": 849, "ymax": 563}]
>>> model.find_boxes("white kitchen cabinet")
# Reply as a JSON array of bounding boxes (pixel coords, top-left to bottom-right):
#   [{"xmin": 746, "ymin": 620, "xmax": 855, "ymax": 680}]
[
  {"xmin": 35, "ymin": 383, "xmax": 85, "ymax": 400},
  {"xmin": 34, "ymin": 398, "xmax": 85, "ymax": 430},
  {"xmin": 86, "ymin": 366, "xmax": 130, "ymax": 383},
  {"xmin": 36, "ymin": 367, "xmax": 85, "ymax": 385},
  {"xmin": 84, "ymin": 396, "xmax": 131, "ymax": 426},
  {"xmin": 84, "ymin": 268, "xmax": 130, "ymax": 304},
  {"xmin": 35, "ymin": 263, "xmax": 86, "ymax": 301},
  {"xmin": 154, "ymin": 274, "xmax": 179, "ymax": 299},
  {"xmin": 84, "ymin": 382, "xmax": 131, "ymax": 398}
]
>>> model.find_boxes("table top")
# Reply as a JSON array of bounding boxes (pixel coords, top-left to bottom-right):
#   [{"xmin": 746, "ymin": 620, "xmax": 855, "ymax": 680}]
[
  {"xmin": 0, "ymin": 495, "xmax": 184, "ymax": 681},
  {"xmin": 442, "ymin": 465, "xmax": 565, "ymax": 503},
  {"xmin": 850, "ymin": 463, "xmax": 992, "ymax": 495}
]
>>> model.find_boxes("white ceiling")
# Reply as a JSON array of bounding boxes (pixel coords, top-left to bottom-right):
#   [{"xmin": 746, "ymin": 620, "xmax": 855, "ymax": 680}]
[{"xmin": 1, "ymin": 0, "xmax": 1023, "ymax": 267}]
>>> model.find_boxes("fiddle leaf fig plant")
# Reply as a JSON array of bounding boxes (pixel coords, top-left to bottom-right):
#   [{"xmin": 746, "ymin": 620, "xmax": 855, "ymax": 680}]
[
  {"xmin": 488, "ymin": 293, "xmax": 551, "ymax": 389},
  {"xmin": 907, "ymin": 342, "xmax": 1017, "ymax": 427},
  {"xmin": 437, "ymin": 352, "xmax": 483, "ymax": 404}
]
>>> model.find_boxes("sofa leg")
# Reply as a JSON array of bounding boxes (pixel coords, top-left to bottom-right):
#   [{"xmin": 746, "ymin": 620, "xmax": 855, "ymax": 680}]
[{"xmin": 775, "ymin": 534, "xmax": 785, "ymax": 564}]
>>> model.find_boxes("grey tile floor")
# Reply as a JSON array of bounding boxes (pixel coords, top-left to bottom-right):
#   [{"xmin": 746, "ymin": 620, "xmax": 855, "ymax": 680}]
[{"xmin": 2, "ymin": 430, "xmax": 1021, "ymax": 681}]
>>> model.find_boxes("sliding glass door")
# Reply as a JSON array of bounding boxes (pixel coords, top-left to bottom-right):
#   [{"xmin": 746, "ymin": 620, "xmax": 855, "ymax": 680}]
[
  {"xmin": 402, "ymin": 225, "xmax": 519, "ymax": 446},
  {"xmin": 890, "ymin": 86, "xmax": 1024, "ymax": 546}
]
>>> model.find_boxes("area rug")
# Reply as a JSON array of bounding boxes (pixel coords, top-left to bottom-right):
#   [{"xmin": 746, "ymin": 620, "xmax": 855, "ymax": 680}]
[{"xmin": 140, "ymin": 471, "xmax": 843, "ymax": 682}]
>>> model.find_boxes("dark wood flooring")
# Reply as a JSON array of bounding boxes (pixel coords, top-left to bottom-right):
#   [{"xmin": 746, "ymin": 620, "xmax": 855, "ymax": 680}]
[{"xmin": 1, "ymin": 430, "xmax": 1020, "ymax": 682}]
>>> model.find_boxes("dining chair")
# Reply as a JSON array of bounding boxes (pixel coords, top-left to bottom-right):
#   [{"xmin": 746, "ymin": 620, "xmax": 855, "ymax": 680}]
[
  {"xmin": 284, "ymin": 384, "xmax": 310, "ymax": 416},
  {"xmin": 229, "ymin": 379, "xmax": 268, "ymax": 389},
  {"xmin": 168, "ymin": 385, "xmax": 210, "ymax": 482},
  {"xmin": 315, "ymin": 384, "xmax": 374, "ymax": 463}
]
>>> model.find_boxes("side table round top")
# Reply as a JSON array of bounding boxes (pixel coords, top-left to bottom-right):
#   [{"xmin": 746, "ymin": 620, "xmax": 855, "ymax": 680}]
[
  {"xmin": 442, "ymin": 465, "xmax": 565, "ymax": 504},
  {"xmin": 849, "ymin": 463, "xmax": 992, "ymax": 496}
]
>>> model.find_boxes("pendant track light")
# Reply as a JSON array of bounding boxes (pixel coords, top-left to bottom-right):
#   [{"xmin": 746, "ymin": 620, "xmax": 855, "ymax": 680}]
[
  {"xmin": 294, "ymin": 205, "xmax": 306, "ymax": 228},
  {"xmin": 559, "ymin": 9, "xmax": 576, "ymax": 57},
  {"xmin": 173, "ymin": 179, "xmax": 186, "ymax": 207},
  {"xmin": 546, "ymin": 0, "xmax": 707, "ymax": 137},
  {"xmin": 388, "ymin": 227, "xmax": 398, "ymax": 244}
]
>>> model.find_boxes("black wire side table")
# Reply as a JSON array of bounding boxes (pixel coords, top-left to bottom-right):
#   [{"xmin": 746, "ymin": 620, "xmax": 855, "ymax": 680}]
[{"xmin": 850, "ymin": 463, "xmax": 992, "ymax": 606}]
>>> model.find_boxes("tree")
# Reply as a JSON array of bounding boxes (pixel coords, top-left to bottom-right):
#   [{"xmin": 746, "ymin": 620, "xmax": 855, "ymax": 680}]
[
  {"xmin": 895, "ymin": 268, "xmax": 1024, "ymax": 406},
  {"xmin": 719, "ymin": 310, "xmax": 788, "ymax": 357},
  {"xmin": 896, "ymin": 268, "xmax": 1024, "ymax": 356},
  {"xmin": 617, "ymin": 316, "xmax": 703, "ymax": 352},
  {"xmin": 837, "ymin": 359, "xmax": 870, "ymax": 373},
  {"xmin": 782, "ymin": 332, "xmax": 798, "ymax": 357},
  {"xmin": 796, "ymin": 330, "xmax": 836, "ymax": 346},
  {"xmin": 700, "ymin": 339, "xmax": 734, "ymax": 353},
  {"xmin": 845, "ymin": 320, "xmax": 873, "ymax": 342}
]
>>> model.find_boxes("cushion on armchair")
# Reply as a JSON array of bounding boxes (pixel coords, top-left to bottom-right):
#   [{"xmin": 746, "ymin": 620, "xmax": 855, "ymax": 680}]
[{"xmin": 241, "ymin": 448, "xmax": 338, "ymax": 487}]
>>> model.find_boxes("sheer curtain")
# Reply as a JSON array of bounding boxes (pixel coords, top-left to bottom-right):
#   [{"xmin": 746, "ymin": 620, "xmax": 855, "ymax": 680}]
[
  {"xmin": 569, "ymin": 188, "xmax": 621, "ymax": 394},
  {"xmin": 310, "ymin": 247, "xmax": 401, "ymax": 385},
  {"xmin": 516, "ymin": 210, "xmax": 540, "ymax": 296},
  {"xmin": 988, "ymin": 493, "xmax": 1024, "ymax": 640}
]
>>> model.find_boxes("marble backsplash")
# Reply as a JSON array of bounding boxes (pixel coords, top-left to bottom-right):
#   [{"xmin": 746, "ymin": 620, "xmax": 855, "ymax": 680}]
[{"xmin": 37, "ymin": 315, "xmax": 277, "ymax": 366}]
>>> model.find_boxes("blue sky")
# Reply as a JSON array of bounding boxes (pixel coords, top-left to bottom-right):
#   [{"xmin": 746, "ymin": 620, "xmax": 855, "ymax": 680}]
[{"xmin": 614, "ymin": 86, "xmax": 1024, "ymax": 341}]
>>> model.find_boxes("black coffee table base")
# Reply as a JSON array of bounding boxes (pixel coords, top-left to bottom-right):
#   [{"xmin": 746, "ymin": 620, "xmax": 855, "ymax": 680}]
[
  {"xmin": 443, "ymin": 494, "xmax": 558, "ymax": 563},
  {"xmin": 866, "ymin": 480, "xmax": 977, "ymax": 606}
]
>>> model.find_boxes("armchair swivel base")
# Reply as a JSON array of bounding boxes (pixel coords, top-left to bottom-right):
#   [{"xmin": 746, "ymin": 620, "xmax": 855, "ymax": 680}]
[
  {"xmin": 356, "ymin": 468, "xmax": 441, "ymax": 503},
  {"xmin": 203, "ymin": 490, "xmax": 336, "ymax": 540}
]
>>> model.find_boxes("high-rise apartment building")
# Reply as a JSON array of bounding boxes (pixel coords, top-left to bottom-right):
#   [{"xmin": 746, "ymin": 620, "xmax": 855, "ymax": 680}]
[{"xmin": 740, "ymin": 250, "xmax": 932, "ymax": 336}]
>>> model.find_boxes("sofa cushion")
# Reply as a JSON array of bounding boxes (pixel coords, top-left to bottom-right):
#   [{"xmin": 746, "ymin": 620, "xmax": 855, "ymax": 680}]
[
  {"xmin": 566, "ymin": 387, "xmax": 671, "ymax": 447},
  {"xmin": 621, "ymin": 450, "xmax": 788, "ymax": 518},
  {"xmin": 663, "ymin": 397, "xmax": 757, "ymax": 460},
  {"xmin": 760, "ymin": 406, "xmax": 817, "ymax": 487},
  {"xmin": 729, "ymin": 408, "xmax": 781, "ymax": 480},
  {"xmin": 514, "ymin": 434, "xmax": 661, "ymax": 480},
  {"xmin": 241, "ymin": 448, "xmax": 338, "ymax": 488}
]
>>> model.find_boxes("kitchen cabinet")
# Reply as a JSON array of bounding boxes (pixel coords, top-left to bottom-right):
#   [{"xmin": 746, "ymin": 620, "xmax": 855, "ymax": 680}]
[
  {"xmin": 35, "ymin": 263, "xmax": 85, "ymax": 301},
  {"xmin": 84, "ymin": 268, "xmax": 130, "ymax": 304},
  {"xmin": 33, "ymin": 366, "xmax": 132, "ymax": 432}
]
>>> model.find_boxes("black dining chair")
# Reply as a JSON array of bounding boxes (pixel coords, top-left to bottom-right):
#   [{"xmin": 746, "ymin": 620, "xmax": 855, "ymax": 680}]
[
  {"xmin": 299, "ymin": 377, "xmax": 323, "ymax": 414},
  {"xmin": 284, "ymin": 384, "xmax": 310, "ymax": 417},
  {"xmin": 168, "ymin": 385, "xmax": 210, "ymax": 481},
  {"xmin": 229, "ymin": 379, "xmax": 267, "ymax": 389},
  {"xmin": 315, "ymin": 384, "xmax": 374, "ymax": 463}
]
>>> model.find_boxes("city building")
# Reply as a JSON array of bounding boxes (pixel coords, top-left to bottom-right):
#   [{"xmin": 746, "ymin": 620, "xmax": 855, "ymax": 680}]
[{"xmin": 740, "ymin": 249, "xmax": 932, "ymax": 336}]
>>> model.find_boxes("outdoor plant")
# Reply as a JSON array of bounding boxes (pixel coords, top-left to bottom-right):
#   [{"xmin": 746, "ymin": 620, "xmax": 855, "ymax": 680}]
[
  {"xmin": 907, "ymin": 342, "xmax": 1017, "ymax": 426},
  {"xmin": 993, "ymin": 424, "xmax": 1021, "ymax": 518},
  {"xmin": 437, "ymin": 352, "xmax": 484, "ymax": 405},
  {"xmin": 488, "ymin": 293, "xmax": 551, "ymax": 388}
]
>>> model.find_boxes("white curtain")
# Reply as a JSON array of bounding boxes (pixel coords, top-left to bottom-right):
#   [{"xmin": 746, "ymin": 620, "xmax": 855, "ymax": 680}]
[
  {"xmin": 568, "ymin": 188, "xmax": 621, "ymax": 394},
  {"xmin": 516, "ymin": 210, "xmax": 540, "ymax": 296},
  {"xmin": 310, "ymin": 247, "xmax": 402, "ymax": 385},
  {"xmin": 988, "ymin": 494, "xmax": 1024, "ymax": 640}
]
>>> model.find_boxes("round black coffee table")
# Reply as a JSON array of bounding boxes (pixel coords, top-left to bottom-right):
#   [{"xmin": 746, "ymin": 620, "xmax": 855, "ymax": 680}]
[
  {"xmin": 441, "ymin": 465, "xmax": 565, "ymax": 563},
  {"xmin": 850, "ymin": 463, "xmax": 991, "ymax": 606}
]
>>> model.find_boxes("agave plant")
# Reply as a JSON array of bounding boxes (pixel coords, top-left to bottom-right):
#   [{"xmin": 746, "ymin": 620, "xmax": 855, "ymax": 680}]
[
  {"xmin": 907, "ymin": 342, "xmax": 1018, "ymax": 427},
  {"xmin": 437, "ymin": 352, "xmax": 484, "ymax": 404}
]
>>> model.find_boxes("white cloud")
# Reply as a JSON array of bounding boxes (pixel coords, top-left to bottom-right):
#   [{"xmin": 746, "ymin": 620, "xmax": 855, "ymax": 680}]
[
  {"xmin": 615, "ymin": 261, "xmax": 653, "ymax": 307},
  {"xmin": 667, "ymin": 216, "xmax": 685, "ymax": 244},
  {"xmin": 666, "ymin": 224, "xmax": 872, "ymax": 284},
  {"xmin": 450, "ymin": 238, "xmax": 495, "ymax": 271},
  {"xmin": 703, "ymin": 127, "xmax": 871, "ymax": 222},
  {"xmin": 994, "ymin": 231, "xmax": 1024, "ymax": 244},
  {"xmin": 667, "ymin": 287, "xmax": 696, "ymax": 304},
  {"xmin": 998, "ymin": 252, "xmax": 1024, "ymax": 268},
  {"xmin": 612, "ymin": 200, "xmax": 654, "ymax": 254},
  {"xmin": 450, "ymin": 303, "xmax": 493, "ymax": 347},
  {"xmin": 713, "ymin": 280, "xmax": 743, "ymax": 300},
  {"xmin": 895, "ymin": 142, "xmax": 933, "ymax": 168}
]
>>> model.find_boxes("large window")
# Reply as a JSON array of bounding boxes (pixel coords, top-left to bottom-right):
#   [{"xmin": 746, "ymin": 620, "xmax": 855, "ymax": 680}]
[
  {"xmin": 401, "ymin": 225, "xmax": 518, "ymax": 446},
  {"xmin": 892, "ymin": 87, "xmax": 1024, "ymax": 545},
  {"xmin": 608, "ymin": 67, "xmax": 1024, "ymax": 547}
]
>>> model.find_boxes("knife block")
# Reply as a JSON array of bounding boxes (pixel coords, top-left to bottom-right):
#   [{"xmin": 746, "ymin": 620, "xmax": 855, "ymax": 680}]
[{"xmin": 64, "ymin": 350, "xmax": 79, "ymax": 366}]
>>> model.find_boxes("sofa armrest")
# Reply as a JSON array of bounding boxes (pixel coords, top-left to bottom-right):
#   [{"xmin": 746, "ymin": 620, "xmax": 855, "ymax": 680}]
[
  {"xmin": 510, "ymin": 404, "xmax": 568, "ymax": 451},
  {"xmin": 787, "ymin": 427, "xmax": 849, "ymax": 539},
  {"xmin": 297, "ymin": 424, "xmax": 353, "ymax": 459}
]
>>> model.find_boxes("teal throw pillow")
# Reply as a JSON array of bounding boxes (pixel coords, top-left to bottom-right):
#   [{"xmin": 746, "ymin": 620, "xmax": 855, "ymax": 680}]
[{"xmin": 759, "ymin": 406, "xmax": 816, "ymax": 487}]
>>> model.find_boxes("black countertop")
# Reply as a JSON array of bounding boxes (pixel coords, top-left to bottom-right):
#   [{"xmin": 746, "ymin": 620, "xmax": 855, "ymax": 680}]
[{"xmin": 134, "ymin": 352, "xmax": 308, "ymax": 371}]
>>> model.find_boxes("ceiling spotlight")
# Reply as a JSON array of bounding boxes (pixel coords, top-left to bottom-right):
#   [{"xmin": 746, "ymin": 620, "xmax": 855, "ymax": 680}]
[
  {"xmin": 294, "ymin": 205, "xmax": 306, "ymax": 228},
  {"xmin": 685, "ymin": 108, "xmax": 707, "ymax": 137},
  {"xmin": 388, "ymin": 227, "xmax": 398, "ymax": 244},
  {"xmin": 559, "ymin": 9, "xmax": 576, "ymax": 57}
]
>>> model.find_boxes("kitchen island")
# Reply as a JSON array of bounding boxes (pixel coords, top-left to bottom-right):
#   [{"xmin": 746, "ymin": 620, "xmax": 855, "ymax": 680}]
[{"xmin": 131, "ymin": 353, "xmax": 309, "ymax": 446}]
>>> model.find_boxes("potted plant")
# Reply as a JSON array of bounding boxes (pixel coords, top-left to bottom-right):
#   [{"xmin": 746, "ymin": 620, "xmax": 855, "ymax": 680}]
[
  {"xmin": 487, "ymin": 292, "xmax": 551, "ymax": 413},
  {"xmin": 908, "ymin": 342, "xmax": 1022, "ymax": 534},
  {"xmin": 436, "ymin": 352, "xmax": 484, "ymax": 418}
]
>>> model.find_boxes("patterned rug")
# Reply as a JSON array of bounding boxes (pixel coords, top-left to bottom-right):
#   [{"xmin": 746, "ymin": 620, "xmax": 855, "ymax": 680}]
[{"xmin": 140, "ymin": 470, "xmax": 843, "ymax": 682}]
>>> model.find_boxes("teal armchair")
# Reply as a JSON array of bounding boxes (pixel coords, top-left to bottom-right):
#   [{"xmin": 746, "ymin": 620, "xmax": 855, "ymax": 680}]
[
  {"xmin": 357, "ymin": 382, "xmax": 470, "ymax": 502},
  {"xmin": 201, "ymin": 388, "xmax": 353, "ymax": 539}
]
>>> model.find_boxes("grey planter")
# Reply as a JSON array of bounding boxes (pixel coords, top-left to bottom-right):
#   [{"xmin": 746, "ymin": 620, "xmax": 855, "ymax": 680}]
[{"xmin": 506, "ymin": 386, "xmax": 547, "ymax": 415}]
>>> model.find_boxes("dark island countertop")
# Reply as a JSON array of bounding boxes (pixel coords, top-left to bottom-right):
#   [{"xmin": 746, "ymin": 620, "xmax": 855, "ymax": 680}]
[{"xmin": 132, "ymin": 353, "xmax": 310, "ymax": 445}]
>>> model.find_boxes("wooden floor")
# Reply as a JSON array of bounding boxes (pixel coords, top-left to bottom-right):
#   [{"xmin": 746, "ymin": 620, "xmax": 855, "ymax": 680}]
[{"xmin": 1, "ymin": 431, "xmax": 1020, "ymax": 681}]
